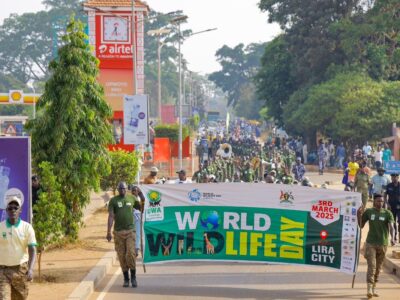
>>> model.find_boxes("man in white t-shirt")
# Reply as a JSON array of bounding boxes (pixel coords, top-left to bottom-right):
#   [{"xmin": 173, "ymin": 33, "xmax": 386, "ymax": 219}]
[
  {"xmin": 363, "ymin": 142, "xmax": 372, "ymax": 156},
  {"xmin": 175, "ymin": 170, "xmax": 192, "ymax": 184},
  {"xmin": 0, "ymin": 196, "xmax": 37, "ymax": 299},
  {"xmin": 373, "ymin": 146, "xmax": 383, "ymax": 169}
]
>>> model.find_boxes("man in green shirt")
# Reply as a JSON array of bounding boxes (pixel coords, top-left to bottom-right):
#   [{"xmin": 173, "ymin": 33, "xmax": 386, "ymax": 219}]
[
  {"xmin": 107, "ymin": 182, "xmax": 139, "ymax": 288},
  {"xmin": 358, "ymin": 194, "xmax": 395, "ymax": 298}
]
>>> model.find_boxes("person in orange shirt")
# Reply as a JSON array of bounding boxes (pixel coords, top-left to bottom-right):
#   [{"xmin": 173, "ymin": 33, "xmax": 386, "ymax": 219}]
[{"xmin": 143, "ymin": 167, "xmax": 158, "ymax": 184}]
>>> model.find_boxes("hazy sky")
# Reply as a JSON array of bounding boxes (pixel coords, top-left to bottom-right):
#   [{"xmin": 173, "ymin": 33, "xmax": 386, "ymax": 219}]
[{"xmin": 0, "ymin": 0, "xmax": 281, "ymax": 74}]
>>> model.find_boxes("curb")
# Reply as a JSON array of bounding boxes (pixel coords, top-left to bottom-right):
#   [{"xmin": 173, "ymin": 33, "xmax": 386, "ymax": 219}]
[
  {"xmin": 66, "ymin": 251, "xmax": 116, "ymax": 300},
  {"xmin": 384, "ymin": 253, "xmax": 400, "ymax": 279}
]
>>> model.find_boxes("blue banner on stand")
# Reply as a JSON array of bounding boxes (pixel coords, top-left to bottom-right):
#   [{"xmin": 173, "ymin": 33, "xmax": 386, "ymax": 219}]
[{"xmin": 384, "ymin": 161, "xmax": 400, "ymax": 174}]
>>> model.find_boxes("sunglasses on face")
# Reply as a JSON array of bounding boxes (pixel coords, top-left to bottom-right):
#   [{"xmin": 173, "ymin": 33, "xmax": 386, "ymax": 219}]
[{"xmin": 6, "ymin": 206, "xmax": 20, "ymax": 211}]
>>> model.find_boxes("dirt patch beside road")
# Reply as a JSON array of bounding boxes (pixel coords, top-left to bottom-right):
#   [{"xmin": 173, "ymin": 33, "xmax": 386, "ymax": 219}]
[{"xmin": 28, "ymin": 208, "xmax": 113, "ymax": 300}]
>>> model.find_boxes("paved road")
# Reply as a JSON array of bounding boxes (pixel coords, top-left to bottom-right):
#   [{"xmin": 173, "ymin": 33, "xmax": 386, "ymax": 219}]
[
  {"xmin": 91, "ymin": 172, "xmax": 400, "ymax": 300},
  {"xmin": 91, "ymin": 256, "xmax": 399, "ymax": 300}
]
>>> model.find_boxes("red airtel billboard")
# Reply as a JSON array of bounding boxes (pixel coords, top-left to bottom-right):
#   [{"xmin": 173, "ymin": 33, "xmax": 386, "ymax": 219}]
[{"xmin": 95, "ymin": 14, "xmax": 136, "ymax": 69}]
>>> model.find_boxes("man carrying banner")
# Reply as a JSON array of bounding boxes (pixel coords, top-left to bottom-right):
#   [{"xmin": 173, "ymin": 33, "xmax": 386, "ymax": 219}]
[
  {"xmin": 358, "ymin": 193, "xmax": 395, "ymax": 298},
  {"xmin": 107, "ymin": 182, "xmax": 138, "ymax": 288}
]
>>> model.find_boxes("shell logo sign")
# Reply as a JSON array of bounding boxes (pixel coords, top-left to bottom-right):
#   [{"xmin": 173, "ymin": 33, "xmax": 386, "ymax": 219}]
[
  {"xmin": 9, "ymin": 90, "xmax": 23, "ymax": 103},
  {"xmin": 0, "ymin": 91, "xmax": 40, "ymax": 104}
]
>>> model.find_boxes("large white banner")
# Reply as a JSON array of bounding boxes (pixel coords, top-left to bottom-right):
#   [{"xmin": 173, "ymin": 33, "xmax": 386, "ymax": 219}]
[
  {"xmin": 141, "ymin": 183, "xmax": 362, "ymax": 274},
  {"xmin": 123, "ymin": 95, "xmax": 149, "ymax": 145}
]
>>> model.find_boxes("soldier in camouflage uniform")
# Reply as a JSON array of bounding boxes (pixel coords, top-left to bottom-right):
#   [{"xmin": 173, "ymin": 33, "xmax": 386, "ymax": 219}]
[
  {"xmin": 107, "ymin": 182, "xmax": 141, "ymax": 288},
  {"xmin": 242, "ymin": 162, "xmax": 255, "ymax": 182}
]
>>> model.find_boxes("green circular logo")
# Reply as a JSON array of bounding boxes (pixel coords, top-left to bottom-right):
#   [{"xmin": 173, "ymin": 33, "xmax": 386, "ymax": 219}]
[{"xmin": 147, "ymin": 190, "xmax": 161, "ymax": 205}]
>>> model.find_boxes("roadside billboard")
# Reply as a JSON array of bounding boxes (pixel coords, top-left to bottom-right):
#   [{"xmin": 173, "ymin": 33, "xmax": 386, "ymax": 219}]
[
  {"xmin": 0, "ymin": 137, "xmax": 31, "ymax": 222},
  {"xmin": 123, "ymin": 95, "xmax": 149, "ymax": 145}
]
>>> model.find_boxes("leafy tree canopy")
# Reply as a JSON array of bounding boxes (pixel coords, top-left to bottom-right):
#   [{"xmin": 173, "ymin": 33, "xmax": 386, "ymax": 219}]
[
  {"xmin": 209, "ymin": 43, "xmax": 263, "ymax": 106},
  {"xmin": 283, "ymin": 72, "xmax": 400, "ymax": 146},
  {"xmin": 26, "ymin": 17, "xmax": 113, "ymax": 239}
]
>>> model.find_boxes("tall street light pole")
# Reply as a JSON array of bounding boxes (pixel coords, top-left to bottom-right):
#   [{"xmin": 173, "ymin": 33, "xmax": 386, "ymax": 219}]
[
  {"xmin": 170, "ymin": 15, "xmax": 217, "ymax": 170},
  {"xmin": 131, "ymin": 0, "xmax": 137, "ymax": 94},
  {"xmin": 147, "ymin": 28, "xmax": 171, "ymax": 121},
  {"xmin": 170, "ymin": 15, "xmax": 188, "ymax": 171}
]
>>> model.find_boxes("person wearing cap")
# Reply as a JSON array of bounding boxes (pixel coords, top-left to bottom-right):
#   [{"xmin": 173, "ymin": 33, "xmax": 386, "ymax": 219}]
[
  {"xmin": 385, "ymin": 173, "xmax": 400, "ymax": 242},
  {"xmin": 175, "ymin": 170, "xmax": 192, "ymax": 184},
  {"xmin": 371, "ymin": 167, "xmax": 390, "ymax": 196},
  {"xmin": 0, "ymin": 196, "xmax": 37, "ymax": 299},
  {"xmin": 107, "ymin": 182, "xmax": 139, "ymax": 288},
  {"xmin": 143, "ymin": 166, "xmax": 158, "ymax": 184},
  {"xmin": 358, "ymin": 193, "xmax": 395, "ymax": 298},
  {"xmin": 191, "ymin": 163, "xmax": 204, "ymax": 183},
  {"xmin": 291, "ymin": 157, "xmax": 306, "ymax": 182}
]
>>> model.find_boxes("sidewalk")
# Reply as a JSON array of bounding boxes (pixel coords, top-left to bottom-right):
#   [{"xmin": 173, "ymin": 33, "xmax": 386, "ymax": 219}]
[{"xmin": 28, "ymin": 191, "xmax": 114, "ymax": 300}]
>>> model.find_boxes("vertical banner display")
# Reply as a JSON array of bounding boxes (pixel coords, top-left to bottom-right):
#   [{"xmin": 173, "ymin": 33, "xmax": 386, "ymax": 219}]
[
  {"xmin": 141, "ymin": 184, "xmax": 362, "ymax": 275},
  {"xmin": 0, "ymin": 137, "xmax": 31, "ymax": 222},
  {"xmin": 123, "ymin": 95, "xmax": 149, "ymax": 145}
]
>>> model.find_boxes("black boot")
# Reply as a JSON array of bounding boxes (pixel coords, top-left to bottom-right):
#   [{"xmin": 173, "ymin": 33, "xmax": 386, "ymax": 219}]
[
  {"xmin": 123, "ymin": 271, "xmax": 130, "ymax": 288},
  {"xmin": 130, "ymin": 269, "xmax": 137, "ymax": 288}
]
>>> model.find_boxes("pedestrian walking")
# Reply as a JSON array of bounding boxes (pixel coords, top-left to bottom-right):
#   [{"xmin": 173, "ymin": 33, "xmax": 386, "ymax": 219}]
[
  {"xmin": 385, "ymin": 173, "xmax": 400, "ymax": 243},
  {"xmin": 143, "ymin": 166, "xmax": 158, "ymax": 184},
  {"xmin": 131, "ymin": 186, "xmax": 145, "ymax": 257},
  {"xmin": 328, "ymin": 140, "xmax": 335, "ymax": 167},
  {"xmin": 358, "ymin": 194, "xmax": 395, "ymax": 298},
  {"xmin": 348, "ymin": 156, "xmax": 359, "ymax": 183},
  {"xmin": 317, "ymin": 140, "xmax": 327, "ymax": 175},
  {"xmin": 382, "ymin": 143, "xmax": 392, "ymax": 164},
  {"xmin": 0, "ymin": 196, "xmax": 37, "ymax": 300},
  {"xmin": 292, "ymin": 157, "xmax": 306, "ymax": 182},
  {"xmin": 336, "ymin": 142, "xmax": 346, "ymax": 169},
  {"xmin": 107, "ymin": 182, "xmax": 140, "ymax": 288},
  {"xmin": 354, "ymin": 165, "xmax": 371, "ymax": 207},
  {"xmin": 373, "ymin": 146, "xmax": 383, "ymax": 169},
  {"xmin": 371, "ymin": 167, "xmax": 390, "ymax": 196},
  {"xmin": 174, "ymin": 170, "xmax": 192, "ymax": 184},
  {"xmin": 302, "ymin": 143, "xmax": 308, "ymax": 164}
]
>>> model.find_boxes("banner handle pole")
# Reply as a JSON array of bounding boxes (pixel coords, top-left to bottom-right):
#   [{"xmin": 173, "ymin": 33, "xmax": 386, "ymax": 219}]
[
  {"xmin": 140, "ymin": 206, "xmax": 146, "ymax": 273},
  {"xmin": 352, "ymin": 217, "xmax": 363, "ymax": 288}
]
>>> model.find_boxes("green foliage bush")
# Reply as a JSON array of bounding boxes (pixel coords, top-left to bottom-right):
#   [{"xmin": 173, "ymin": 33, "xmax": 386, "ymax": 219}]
[
  {"xmin": 100, "ymin": 149, "xmax": 139, "ymax": 194},
  {"xmin": 154, "ymin": 124, "xmax": 190, "ymax": 141},
  {"xmin": 33, "ymin": 161, "xmax": 65, "ymax": 281}
]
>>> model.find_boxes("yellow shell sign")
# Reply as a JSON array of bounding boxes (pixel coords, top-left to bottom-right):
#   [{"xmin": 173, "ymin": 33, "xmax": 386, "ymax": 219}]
[
  {"xmin": 0, "ymin": 91, "xmax": 40, "ymax": 104},
  {"xmin": 10, "ymin": 90, "xmax": 23, "ymax": 102}
]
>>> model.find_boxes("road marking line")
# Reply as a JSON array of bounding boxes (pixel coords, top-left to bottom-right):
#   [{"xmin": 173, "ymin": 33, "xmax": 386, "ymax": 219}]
[{"xmin": 96, "ymin": 268, "xmax": 121, "ymax": 300}]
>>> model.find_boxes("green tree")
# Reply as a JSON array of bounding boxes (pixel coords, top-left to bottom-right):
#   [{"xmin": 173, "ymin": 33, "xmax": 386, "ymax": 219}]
[
  {"xmin": 33, "ymin": 161, "xmax": 65, "ymax": 281},
  {"xmin": 234, "ymin": 83, "xmax": 263, "ymax": 120},
  {"xmin": 0, "ymin": 11, "xmax": 54, "ymax": 84},
  {"xmin": 154, "ymin": 124, "xmax": 190, "ymax": 141},
  {"xmin": 209, "ymin": 42, "xmax": 266, "ymax": 121},
  {"xmin": 100, "ymin": 149, "xmax": 139, "ymax": 195},
  {"xmin": 284, "ymin": 72, "xmax": 400, "ymax": 146},
  {"xmin": 42, "ymin": 0, "xmax": 82, "ymax": 10},
  {"xmin": 255, "ymin": 36, "xmax": 296, "ymax": 125},
  {"xmin": 258, "ymin": 0, "xmax": 360, "ymax": 85},
  {"xmin": 26, "ymin": 18, "xmax": 113, "ymax": 240}
]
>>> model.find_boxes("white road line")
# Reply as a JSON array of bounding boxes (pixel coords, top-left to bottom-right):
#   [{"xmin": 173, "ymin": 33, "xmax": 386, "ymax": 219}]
[{"xmin": 96, "ymin": 268, "xmax": 121, "ymax": 300}]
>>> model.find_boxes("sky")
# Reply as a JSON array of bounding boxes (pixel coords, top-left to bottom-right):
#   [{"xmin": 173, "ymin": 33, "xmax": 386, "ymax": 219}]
[{"xmin": 0, "ymin": 0, "xmax": 281, "ymax": 74}]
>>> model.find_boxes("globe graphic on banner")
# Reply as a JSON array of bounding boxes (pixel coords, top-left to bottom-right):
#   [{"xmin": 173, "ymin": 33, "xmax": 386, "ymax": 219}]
[{"xmin": 200, "ymin": 211, "xmax": 219, "ymax": 230}]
